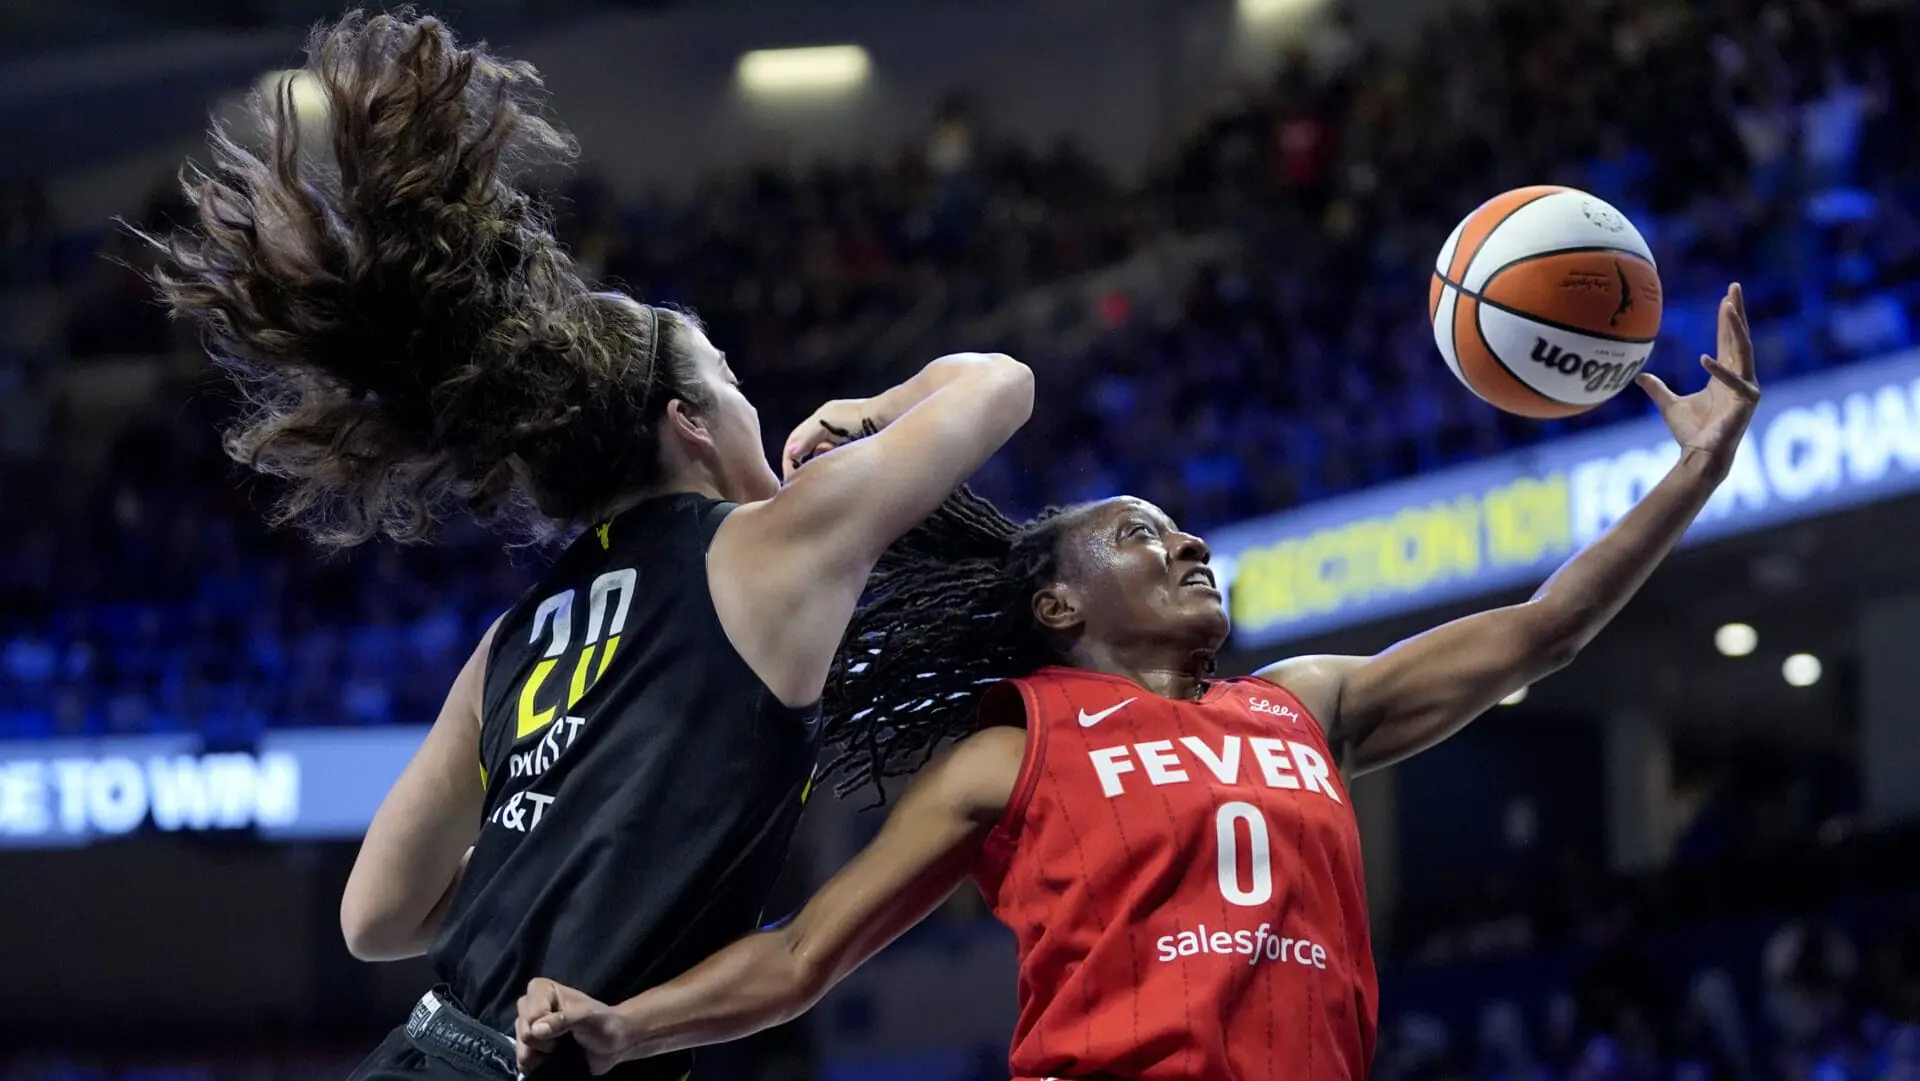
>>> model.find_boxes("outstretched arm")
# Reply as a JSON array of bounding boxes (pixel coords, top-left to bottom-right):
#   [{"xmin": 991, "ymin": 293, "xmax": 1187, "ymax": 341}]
[
  {"xmin": 1265, "ymin": 284, "xmax": 1761, "ymax": 777},
  {"xmin": 514, "ymin": 726, "xmax": 1027, "ymax": 1075}
]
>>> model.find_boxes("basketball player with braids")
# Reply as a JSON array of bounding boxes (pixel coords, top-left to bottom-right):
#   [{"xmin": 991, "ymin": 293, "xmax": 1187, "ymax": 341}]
[
  {"xmin": 144, "ymin": 11, "xmax": 1031, "ymax": 1081},
  {"xmin": 514, "ymin": 285, "xmax": 1760, "ymax": 1081}
]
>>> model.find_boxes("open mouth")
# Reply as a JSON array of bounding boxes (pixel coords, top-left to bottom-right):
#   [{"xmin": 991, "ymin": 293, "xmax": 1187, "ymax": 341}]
[{"xmin": 1179, "ymin": 567, "xmax": 1218, "ymax": 592}]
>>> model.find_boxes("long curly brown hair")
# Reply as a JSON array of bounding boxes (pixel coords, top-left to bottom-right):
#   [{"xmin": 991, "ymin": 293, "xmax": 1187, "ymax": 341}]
[{"xmin": 143, "ymin": 9, "xmax": 708, "ymax": 548}]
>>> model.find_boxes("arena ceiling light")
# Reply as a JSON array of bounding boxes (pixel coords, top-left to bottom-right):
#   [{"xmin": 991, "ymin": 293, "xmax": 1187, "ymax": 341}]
[
  {"xmin": 1238, "ymin": 0, "xmax": 1327, "ymax": 24},
  {"xmin": 737, "ymin": 45, "xmax": 872, "ymax": 97},
  {"xmin": 1714, "ymin": 622, "xmax": 1758, "ymax": 658},
  {"xmin": 1782, "ymin": 653, "xmax": 1823, "ymax": 688}
]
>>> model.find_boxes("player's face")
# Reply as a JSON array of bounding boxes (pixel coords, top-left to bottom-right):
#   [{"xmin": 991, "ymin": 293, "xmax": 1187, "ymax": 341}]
[
  {"xmin": 673, "ymin": 322, "xmax": 781, "ymax": 503},
  {"xmin": 1039, "ymin": 497, "xmax": 1230, "ymax": 653}
]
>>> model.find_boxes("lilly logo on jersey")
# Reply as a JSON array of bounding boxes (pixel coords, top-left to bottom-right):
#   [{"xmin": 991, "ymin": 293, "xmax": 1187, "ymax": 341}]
[
  {"xmin": 1248, "ymin": 697, "xmax": 1300, "ymax": 723},
  {"xmin": 1155, "ymin": 922, "xmax": 1331, "ymax": 970}
]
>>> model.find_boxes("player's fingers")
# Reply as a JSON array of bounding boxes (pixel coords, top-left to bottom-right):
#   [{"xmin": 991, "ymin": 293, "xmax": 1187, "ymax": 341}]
[
  {"xmin": 516, "ymin": 981, "xmax": 552, "ymax": 1039},
  {"xmin": 781, "ymin": 436, "xmax": 812, "ymax": 475},
  {"xmin": 521, "ymin": 979, "xmax": 560, "ymax": 1017},
  {"xmin": 1635, "ymin": 371, "xmax": 1679, "ymax": 410},
  {"xmin": 1701, "ymin": 355, "xmax": 1761, "ymax": 401},
  {"xmin": 781, "ymin": 417, "xmax": 829, "ymax": 469},
  {"xmin": 784, "ymin": 434, "xmax": 840, "ymax": 479},
  {"xmin": 1725, "ymin": 284, "xmax": 1756, "ymax": 380},
  {"xmin": 1720, "ymin": 293, "xmax": 1751, "ymax": 374},
  {"xmin": 529, "ymin": 1010, "xmax": 577, "ymax": 1040}
]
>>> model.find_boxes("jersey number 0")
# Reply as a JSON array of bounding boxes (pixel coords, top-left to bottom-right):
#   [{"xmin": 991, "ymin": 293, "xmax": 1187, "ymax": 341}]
[{"xmin": 1214, "ymin": 801, "xmax": 1275, "ymax": 907}]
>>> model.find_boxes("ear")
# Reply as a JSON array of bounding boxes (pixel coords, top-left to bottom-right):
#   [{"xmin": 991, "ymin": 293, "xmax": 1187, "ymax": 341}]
[
  {"xmin": 1031, "ymin": 581, "xmax": 1082, "ymax": 634},
  {"xmin": 662, "ymin": 398, "xmax": 713, "ymax": 452}
]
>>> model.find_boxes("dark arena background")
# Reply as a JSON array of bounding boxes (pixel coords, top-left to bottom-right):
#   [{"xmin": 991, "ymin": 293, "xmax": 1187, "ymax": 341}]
[{"xmin": 5, "ymin": 0, "xmax": 1920, "ymax": 1079}]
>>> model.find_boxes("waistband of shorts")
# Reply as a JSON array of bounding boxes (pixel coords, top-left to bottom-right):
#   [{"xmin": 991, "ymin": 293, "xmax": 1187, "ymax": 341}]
[{"xmin": 405, "ymin": 987, "xmax": 518, "ymax": 1081}]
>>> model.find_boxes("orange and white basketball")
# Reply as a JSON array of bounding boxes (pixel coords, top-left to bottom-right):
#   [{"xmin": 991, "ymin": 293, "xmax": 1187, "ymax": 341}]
[{"xmin": 1429, "ymin": 186, "xmax": 1663, "ymax": 418}]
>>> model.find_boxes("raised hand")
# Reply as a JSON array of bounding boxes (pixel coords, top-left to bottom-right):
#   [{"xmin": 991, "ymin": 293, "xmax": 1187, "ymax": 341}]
[{"xmin": 1635, "ymin": 282, "xmax": 1761, "ymax": 469}]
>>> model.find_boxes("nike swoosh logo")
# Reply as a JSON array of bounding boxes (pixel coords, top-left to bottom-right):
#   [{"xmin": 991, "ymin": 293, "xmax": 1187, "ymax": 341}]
[{"xmin": 1078, "ymin": 698, "xmax": 1137, "ymax": 728}]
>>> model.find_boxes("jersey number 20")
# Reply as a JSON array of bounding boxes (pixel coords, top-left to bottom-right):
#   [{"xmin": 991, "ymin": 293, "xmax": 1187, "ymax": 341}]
[
  {"xmin": 517, "ymin": 568, "xmax": 637, "ymax": 738},
  {"xmin": 1214, "ymin": 801, "xmax": 1274, "ymax": 907}
]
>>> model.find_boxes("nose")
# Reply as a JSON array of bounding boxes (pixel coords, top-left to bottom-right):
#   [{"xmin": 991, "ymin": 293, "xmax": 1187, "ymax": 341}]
[{"xmin": 1171, "ymin": 532, "xmax": 1210, "ymax": 566}]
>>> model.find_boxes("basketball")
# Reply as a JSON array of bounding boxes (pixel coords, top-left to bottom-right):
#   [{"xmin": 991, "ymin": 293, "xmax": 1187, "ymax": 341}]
[{"xmin": 1428, "ymin": 185, "xmax": 1663, "ymax": 418}]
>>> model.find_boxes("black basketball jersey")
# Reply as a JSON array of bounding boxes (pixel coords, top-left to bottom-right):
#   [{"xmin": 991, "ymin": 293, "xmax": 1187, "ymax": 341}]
[{"xmin": 429, "ymin": 494, "xmax": 820, "ymax": 1080}]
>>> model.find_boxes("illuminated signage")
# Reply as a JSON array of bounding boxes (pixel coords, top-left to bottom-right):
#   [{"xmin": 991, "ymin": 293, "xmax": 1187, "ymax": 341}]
[
  {"xmin": 1211, "ymin": 349, "xmax": 1920, "ymax": 650},
  {"xmin": 0, "ymin": 728, "xmax": 425, "ymax": 849}
]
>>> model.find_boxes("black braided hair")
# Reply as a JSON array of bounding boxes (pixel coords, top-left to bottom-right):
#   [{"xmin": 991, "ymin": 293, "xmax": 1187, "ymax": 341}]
[{"xmin": 821, "ymin": 484, "xmax": 1084, "ymax": 805}]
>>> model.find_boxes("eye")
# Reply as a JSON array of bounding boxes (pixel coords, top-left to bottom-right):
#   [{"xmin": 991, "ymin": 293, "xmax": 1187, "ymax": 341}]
[{"xmin": 1124, "ymin": 522, "xmax": 1153, "ymax": 539}]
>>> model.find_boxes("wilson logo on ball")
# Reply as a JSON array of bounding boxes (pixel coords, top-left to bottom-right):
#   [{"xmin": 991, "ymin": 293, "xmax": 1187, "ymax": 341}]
[{"xmin": 1528, "ymin": 338, "xmax": 1645, "ymax": 395}]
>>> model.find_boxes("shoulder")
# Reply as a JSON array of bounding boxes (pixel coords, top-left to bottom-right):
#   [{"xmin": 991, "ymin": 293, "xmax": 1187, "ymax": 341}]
[
  {"xmin": 702, "ymin": 464, "xmax": 856, "ymax": 572},
  {"xmin": 474, "ymin": 614, "xmax": 505, "ymax": 664},
  {"xmin": 472, "ymin": 613, "xmax": 509, "ymax": 684},
  {"xmin": 981, "ymin": 666, "xmax": 1121, "ymax": 722},
  {"xmin": 671, "ymin": 494, "xmax": 737, "ymax": 548},
  {"xmin": 700, "ymin": 493, "xmax": 813, "ymax": 586},
  {"xmin": 456, "ymin": 617, "xmax": 507, "ymax": 731},
  {"xmin": 915, "ymin": 726, "xmax": 1029, "ymax": 828},
  {"xmin": 1247, "ymin": 654, "xmax": 1366, "ymax": 734}
]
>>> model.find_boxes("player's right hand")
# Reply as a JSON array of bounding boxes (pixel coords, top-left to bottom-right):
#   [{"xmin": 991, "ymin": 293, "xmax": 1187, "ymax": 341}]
[
  {"xmin": 515, "ymin": 977, "xmax": 629, "ymax": 1075},
  {"xmin": 780, "ymin": 400, "xmax": 878, "ymax": 480}
]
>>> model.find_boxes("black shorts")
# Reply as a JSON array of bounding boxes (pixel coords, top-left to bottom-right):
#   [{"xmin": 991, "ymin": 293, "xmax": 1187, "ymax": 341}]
[
  {"xmin": 346, "ymin": 989, "xmax": 518, "ymax": 1081},
  {"xmin": 347, "ymin": 1026, "xmax": 493, "ymax": 1081}
]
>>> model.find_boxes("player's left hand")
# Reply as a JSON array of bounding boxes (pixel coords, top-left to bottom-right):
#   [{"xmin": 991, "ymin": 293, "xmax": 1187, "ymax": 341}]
[
  {"xmin": 1636, "ymin": 282, "xmax": 1761, "ymax": 471},
  {"xmin": 514, "ymin": 977, "xmax": 630, "ymax": 1075}
]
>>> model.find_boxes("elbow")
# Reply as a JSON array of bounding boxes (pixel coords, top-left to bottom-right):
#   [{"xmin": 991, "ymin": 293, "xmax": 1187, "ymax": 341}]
[
  {"xmin": 981, "ymin": 354, "xmax": 1035, "ymax": 424},
  {"xmin": 339, "ymin": 898, "xmax": 386, "ymax": 961},
  {"xmin": 1528, "ymin": 615, "xmax": 1586, "ymax": 677},
  {"xmin": 1534, "ymin": 638, "xmax": 1581, "ymax": 678},
  {"xmin": 340, "ymin": 893, "xmax": 410, "ymax": 962},
  {"xmin": 780, "ymin": 930, "xmax": 838, "ymax": 1015},
  {"xmin": 1515, "ymin": 601, "xmax": 1586, "ymax": 678},
  {"xmin": 340, "ymin": 918, "xmax": 382, "ymax": 963}
]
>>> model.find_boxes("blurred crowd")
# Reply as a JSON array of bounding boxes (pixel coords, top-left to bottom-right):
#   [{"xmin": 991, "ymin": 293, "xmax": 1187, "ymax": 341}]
[
  {"xmin": 9, "ymin": 876, "xmax": 1920, "ymax": 1081},
  {"xmin": 3, "ymin": 0, "xmax": 1919, "ymax": 744},
  {"xmin": 1365, "ymin": 890, "xmax": 1920, "ymax": 1081},
  {"xmin": 5, "ymin": 2, "xmax": 1920, "ymax": 1077}
]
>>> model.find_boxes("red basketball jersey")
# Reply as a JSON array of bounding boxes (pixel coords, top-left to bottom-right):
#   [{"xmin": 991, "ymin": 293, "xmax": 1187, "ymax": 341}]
[{"xmin": 973, "ymin": 667, "xmax": 1378, "ymax": 1081}]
